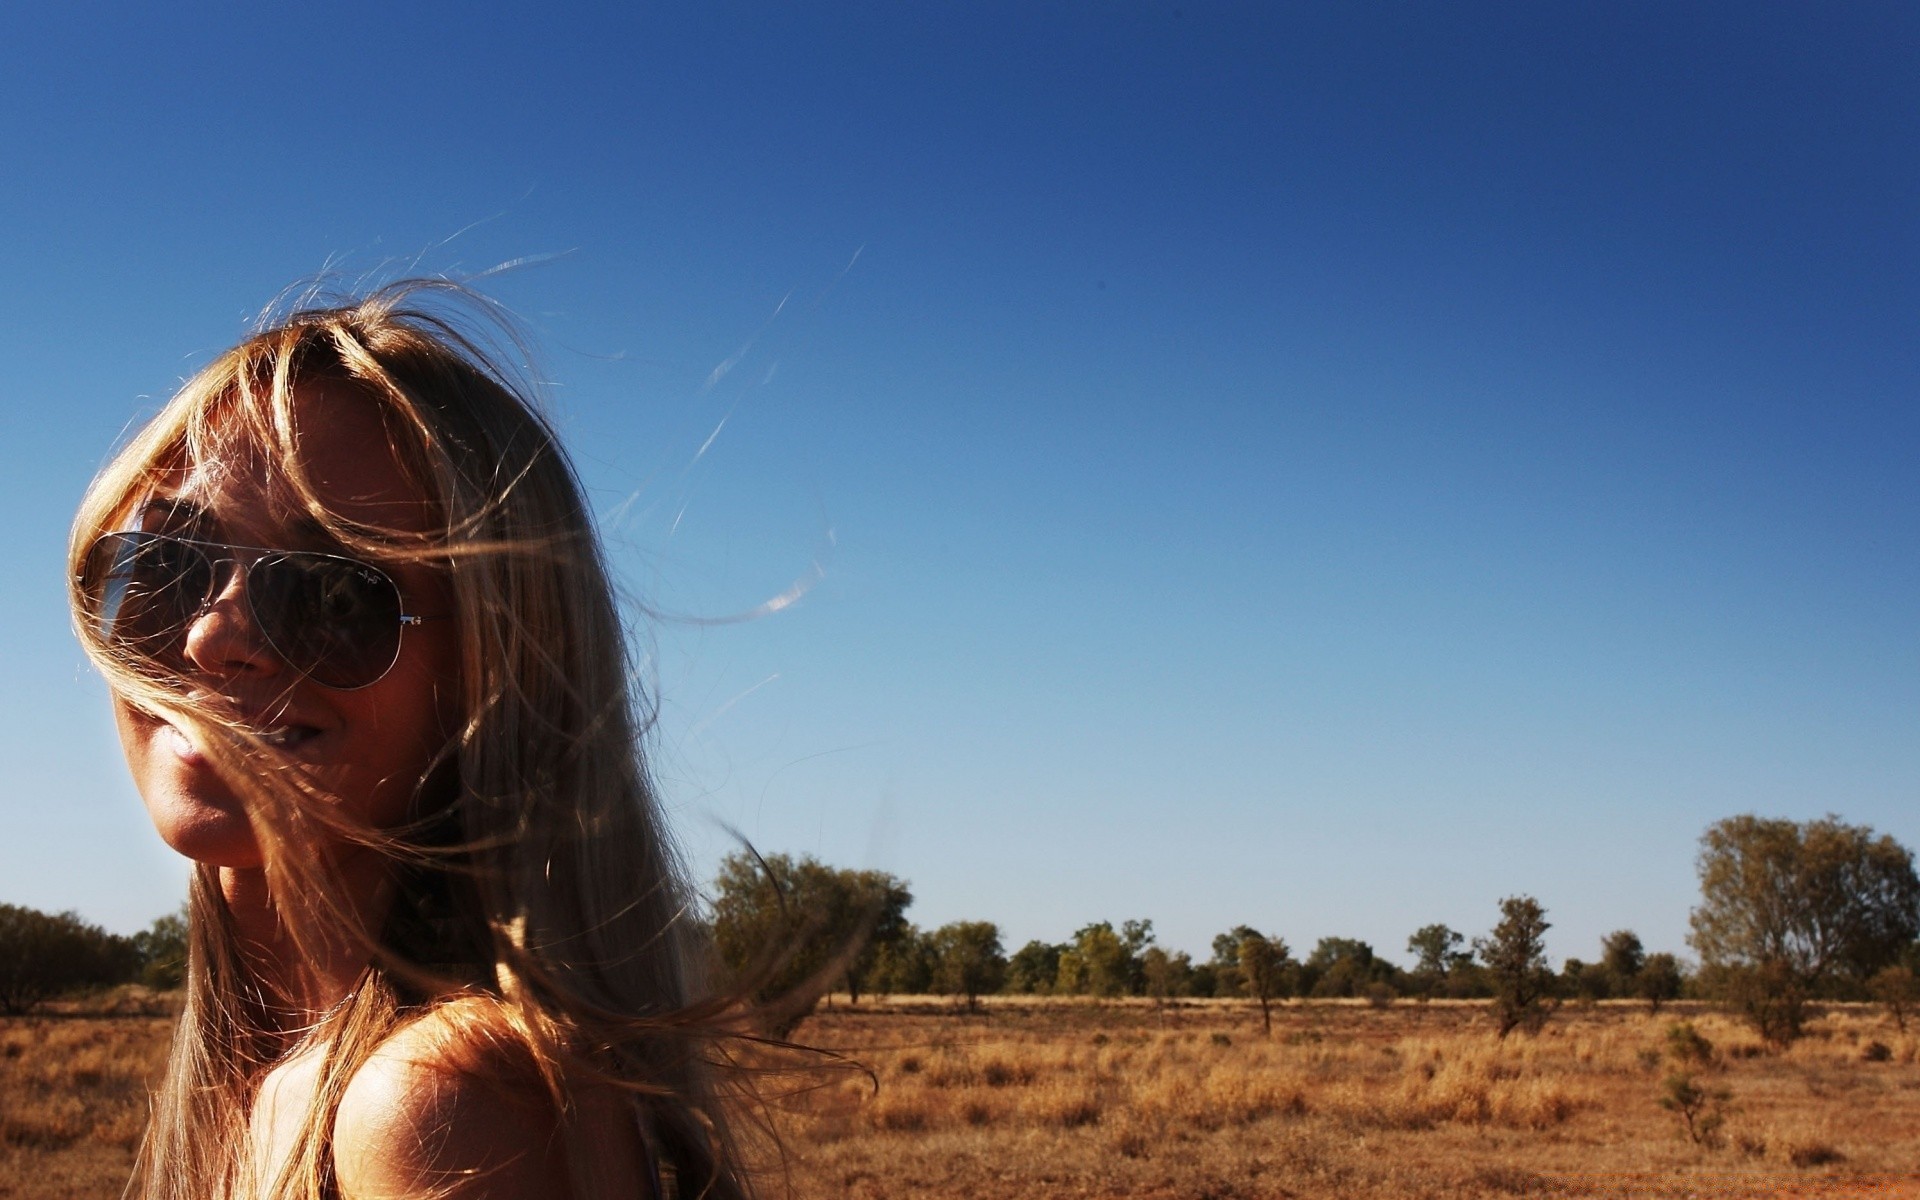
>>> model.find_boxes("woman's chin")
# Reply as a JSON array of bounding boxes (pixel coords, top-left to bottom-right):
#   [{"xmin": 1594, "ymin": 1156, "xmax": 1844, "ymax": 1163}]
[{"xmin": 145, "ymin": 789, "xmax": 264, "ymax": 869}]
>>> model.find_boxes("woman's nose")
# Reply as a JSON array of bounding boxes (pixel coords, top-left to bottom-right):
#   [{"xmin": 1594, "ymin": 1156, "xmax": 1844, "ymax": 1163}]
[{"xmin": 179, "ymin": 560, "xmax": 283, "ymax": 680}]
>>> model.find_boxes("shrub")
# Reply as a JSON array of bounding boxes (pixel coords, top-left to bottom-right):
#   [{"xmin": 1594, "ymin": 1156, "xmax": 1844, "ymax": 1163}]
[
  {"xmin": 1659, "ymin": 1070, "xmax": 1732, "ymax": 1146},
  {"xmin": 1664, "ymin": 1021, "xmax": 1716, "ymax": 1068}
]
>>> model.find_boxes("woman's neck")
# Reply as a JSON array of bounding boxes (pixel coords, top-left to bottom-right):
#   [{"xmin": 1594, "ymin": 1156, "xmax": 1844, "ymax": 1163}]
[{"xmin": 220, "ymin": 853, "xmax": 394, "ymax": 1023}]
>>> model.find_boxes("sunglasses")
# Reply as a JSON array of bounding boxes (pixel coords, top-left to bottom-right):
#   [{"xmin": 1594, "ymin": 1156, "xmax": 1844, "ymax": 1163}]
[{"xmin": 79, "ymin": 531, "xmax": 442, "ymax": 690}]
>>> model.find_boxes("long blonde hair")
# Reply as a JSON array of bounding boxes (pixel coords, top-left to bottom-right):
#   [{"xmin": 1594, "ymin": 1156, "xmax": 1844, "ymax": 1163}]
[{"xmin": 70, "ymin": 281, "xmax": 760, "ymax": 1199}]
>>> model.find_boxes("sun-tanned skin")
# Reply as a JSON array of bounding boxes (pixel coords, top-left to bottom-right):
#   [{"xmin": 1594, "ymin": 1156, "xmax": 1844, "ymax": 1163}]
[{"xmin": 117, "ymin": 385, "xmax": 644, "ymax": 1199}]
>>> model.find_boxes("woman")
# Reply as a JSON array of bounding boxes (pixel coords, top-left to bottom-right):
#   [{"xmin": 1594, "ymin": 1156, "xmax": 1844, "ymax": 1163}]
[{"xmin": 70, "ymin": 282, "xmax": 759, "ymax": 1199}]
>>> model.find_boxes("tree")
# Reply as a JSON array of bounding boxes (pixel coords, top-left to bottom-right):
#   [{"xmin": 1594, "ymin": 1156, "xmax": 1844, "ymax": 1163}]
[
  {"xmin": 872, "ymin": 926, "xmax": 936, "ymax": 995},
  {"xmin": 1723, "ymin": 957, "xmax": 1808, "ymax": 1047},
  {"xmin": 1056, "ymin": 922, "xmax": 1134, "ymax": 997},
  {"xmin": 1236, "ymin": 931, "xmax": 1291, "ymax": 1036},
  {"xmin": 1208, "ymin": 929, "xmax": 1248, "ymax": 998},
  {"xmin": 1689, "ymin": 815, "xmax": 1920, "ymax": 990},
  {"xmin": 929, "ymin": 921, "xmax": 1006, "ymax": 1009},
  {"xmin": 1475, "ymin": 895, "xmax": 1555, "ymax": 1037},
  {"xmin": 131, "ymin": 905, "xmax": 190, "ymax": 990},
  {"xmin": 1304, "ymin": 937, "xmax": 1398, "ymax": 999},
  {"xmin": 1600, "ymin": 930, "xmax": 1645, "ymax": 994},
  {"xmin": 0, "ymin": 904, "xmax": 138, "ymax": 1014},
  {"xmin": 707, "ymin": 852, "xmax": 913, "ymax": 1033},
  {"xmin": 1407, "ymin": 923, "xmax": 1468, "ymax": 998},
  {"xmin": 1561, "ymin": 957, "xmax": 1612, "ymax": 1003},
  {"xmin": 1141, "ymin": 946, "xmax": 1192, "ymax": 1003},
  {"xmin": 1638, "ymin": 952, "xmax": 1684, "ymax": 1014},
  {"xmin": 1869, "ymin": 963, "xmax": 1918, "ymax": 1033},
  {"xmin": 840, "ymin": 871, "xmax": 915, "ymax": 1004},
  {"xmin": 1004, "ymin": 940, "xmax": 1063, "ymax": 995},
  {"xmin": 1408, "ymin": 924, "xmax": 1464, "ymax": 976}
]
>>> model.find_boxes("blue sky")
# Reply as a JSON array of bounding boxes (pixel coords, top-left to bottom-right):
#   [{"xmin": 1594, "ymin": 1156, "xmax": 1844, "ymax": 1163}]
[{"xmin": 2, "ymin": 3, "xmax": 1916, "ymax": 969}]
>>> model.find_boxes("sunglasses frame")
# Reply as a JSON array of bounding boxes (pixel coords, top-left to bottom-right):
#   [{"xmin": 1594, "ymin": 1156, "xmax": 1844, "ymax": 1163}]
[{"xmin": 80, "ymin": 530, "xmax": 445, "ymax": 691}]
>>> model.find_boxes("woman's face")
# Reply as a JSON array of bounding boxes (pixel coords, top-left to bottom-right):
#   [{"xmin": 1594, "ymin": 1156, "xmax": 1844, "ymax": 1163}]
[{"xmin": 114, "ymin": 383, "xmax": 461, "ymax": 869}]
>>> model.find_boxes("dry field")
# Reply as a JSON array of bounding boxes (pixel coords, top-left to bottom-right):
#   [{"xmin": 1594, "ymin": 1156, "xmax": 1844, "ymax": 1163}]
[
  {"xmin": 776, "ymin": 996, "xmax": 1920, "ymax": 1200},
  {"xmin": 3, "ymin": 991, "xmax": 1918, "ymax": 1198},
  {"xmin": 0, "ymin": 991, "xmax": 174, "ymax": 1200}
]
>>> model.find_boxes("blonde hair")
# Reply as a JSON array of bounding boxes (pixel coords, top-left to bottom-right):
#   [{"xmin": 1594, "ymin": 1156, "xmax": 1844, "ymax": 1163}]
[{"xmin": 69, "ymin": 281, "xmax": 760, "ymax": 1199}]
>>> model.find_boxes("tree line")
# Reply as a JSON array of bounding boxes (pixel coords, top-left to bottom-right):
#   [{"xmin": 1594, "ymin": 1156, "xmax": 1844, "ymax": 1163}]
[
  {"xmin": 4, "ymin": 813, "xmax": 1916, "ymax": 1048},
  {"xmin": 709, "ymin": 813, "xmax": 1920, "ymax": 1044},
  {"xmin": 0, "ymin": 903, "xmax": 186, "ymax": 1013}
]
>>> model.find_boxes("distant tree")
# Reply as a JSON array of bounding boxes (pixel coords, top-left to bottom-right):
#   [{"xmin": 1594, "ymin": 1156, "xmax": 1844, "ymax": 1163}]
[
  {"xmin": 930, "ymin": 921, "xmax": 1006, "ymax": 1009},
  {"xmin": 1720, "ymin": 957, "xmax": 1808, "ymax": 1047},
  {"xmin": 1638, "ymin": 952, "xmax": 1684, "ymax": 1014},
  {"xmin": 1475, "ymin": 895, "xmax": 1555, "ymax": 1037},
  {"xmin": 1407, "ymin": 923, "xmax": 1468, "ymax": 999},
  {"xmin": 1237, "ymin": 931, "xmax": 1291, "ymax": 1036},
  {"xmin": 1562, "ymin": 958, "xmax": 1612, "ymax": 1003},
  {"xmin": 131, "ymin": 905, "xmax": 190, "ymax": 990},
  {"xmin": 708, "ymin": 852, "xmax": 913, "ymax": 1033},
  {"xmin": 1004, "ymin": 940, "xmax": 1063, "ymax": 995},
  {"xmin": 0, "ymin": 904, "xmax": 137, "ymax": 1014},
  {"xmin": 1305, "ymin": 937, "xmax": 1397, "ymax": 999},
  {"xmin": 1868, "ymin": 964, "xmax": 1918, "ymax": 1033},
  {"xmin": 1141, "ymin": 946, "xmax": 1192, "ymax": 1003},
  {"xmin": 1188, "ymin": 961, "xmax": 1221, "ymax": 998},
  {"xmin": 1119, "ymin": 919, "xmax": 1156, "ymax": 994},
  {"xmin": 1209, "ymin": 929, "xmax": 1249, "ymax": 997},
  {"xmin": 1601, "ymin": 930, "xmax": 1646, "ymax": 993},
  {"xmin": 873, "ymin": 926, "xmax": 936, "ymax": 994},
  {"xmin": 1057, "ymin": 922, "xmax": 1133, "ymax": 997},
  {"xmin": 840, "ymin": 871, "xmax": 915, "ymax": 1004}
]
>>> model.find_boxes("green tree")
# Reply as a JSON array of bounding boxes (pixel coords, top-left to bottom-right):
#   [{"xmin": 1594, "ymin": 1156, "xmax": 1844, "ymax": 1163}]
[
  {"xmin": 1004, "ymin": 940, "xmax": 1063, "ymax": 995},
  {"xmin": 708, "ymin": 852, "xmax": 913, "ymax": 1032},
  {"xmin": 1562, "ymin": 957, "xmax": 1611, "ymax": 1003},
  {"xmin": 1208, "ymin": 928, "xmax": 1250, "ymax": 997},
  {"xmin": 1406, "ymin": 923, "xmax": 1467, "ymax": 998},
  {"xmin": 930, "ymin": 921, "xmax": 1006, "ymax": 1009},
  {"xmin": 840, "ymin": 871, "xmax": 915, "ymax": 1004},
  {"xmin": 1869, "ymin": 964, "xmax": 1918, "ymax": 1032},
  {"xmin": 1638, "ymin": 952, "xmax": 1684, "ymax": 1014},
  {"xmin": 1600, "ymin": 930, "xmax": 1645, "ymax": 995},
  {"xmin": 1056, "ymin": 922, "xmax": 1133, "ymax": 997},
  {"xmin": 872, "ymin": 926, "xmax": 936, "ymax": 994},
  {"xmin": 1722, "ymin": 957, "xmax": 1808, "ymax": 1047},
  {"xmin": 0, "ymin": 904, "xmax": 138, "ymax": 1014},
  {"xmin": 1475, "ymin": 895, "xmax": 1555, "ymax": 1037},
  {"xmin": 1141, "ymin": 946, "xmax": 1192, "ymax": 1002},
  {"xmin": 131, "ymin": 905, "xmax": 190, "ymax": 990},
  {"xmin": 1690, "ymin": 815, "xmax": 1920, "ymax": 987},
  {"xmin": 1237, "ymin": 931, "xmax": 1291, "ymax": 1035},
  {"xmin": 1304, "ymin": 937, "xmax": 1398, "ymax": 999}
]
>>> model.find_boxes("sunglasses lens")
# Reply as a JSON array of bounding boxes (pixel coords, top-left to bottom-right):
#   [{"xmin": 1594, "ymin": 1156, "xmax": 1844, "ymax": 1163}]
[
  {"xmin": 248, "ymin": 552, "xmax": 404, "ymax": 689},
  {"xmin": 83, "ymin": 533, "xmax": 213, "ymax": 666}
]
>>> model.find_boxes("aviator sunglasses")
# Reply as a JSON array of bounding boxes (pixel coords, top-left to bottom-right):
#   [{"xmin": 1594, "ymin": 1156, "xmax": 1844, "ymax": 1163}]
[{"xmin": 79, "ymin": 531, "xmax": 441, "ymax": 690}]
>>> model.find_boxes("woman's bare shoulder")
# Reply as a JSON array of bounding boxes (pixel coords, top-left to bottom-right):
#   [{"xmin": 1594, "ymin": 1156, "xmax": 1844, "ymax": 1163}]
[{"xmin": 334, "ymin": 996, "xmax": 646, "ymax": 1200}]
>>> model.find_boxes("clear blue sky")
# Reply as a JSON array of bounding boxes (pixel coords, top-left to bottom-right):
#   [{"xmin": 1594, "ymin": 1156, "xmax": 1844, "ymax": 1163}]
[{"xmin": 3, "ymin": 4, "xmax": 1916, "ymax": 969}]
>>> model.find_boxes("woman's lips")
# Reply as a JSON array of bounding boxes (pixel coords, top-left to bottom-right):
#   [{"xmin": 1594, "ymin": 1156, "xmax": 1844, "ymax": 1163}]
[
  {"xmin": 260, "ymin": 726, "xmax": 322, "ymax": 750},
  {"xmin": 161, "ymin": 719, "xmax": 325, "ymax": 762}
]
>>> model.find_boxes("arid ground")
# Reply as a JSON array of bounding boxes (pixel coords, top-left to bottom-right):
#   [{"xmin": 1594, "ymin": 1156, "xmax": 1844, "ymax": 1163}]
[{"xmin": 4, "ymin": 992, "xmax": 1918, "ymax": 1198}]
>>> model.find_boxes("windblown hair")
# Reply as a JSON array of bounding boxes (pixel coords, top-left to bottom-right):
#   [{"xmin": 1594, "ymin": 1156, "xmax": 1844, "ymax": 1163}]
[{"xmin": 69, "ymin": 281, "xmax": 761, "ymax": 1200}]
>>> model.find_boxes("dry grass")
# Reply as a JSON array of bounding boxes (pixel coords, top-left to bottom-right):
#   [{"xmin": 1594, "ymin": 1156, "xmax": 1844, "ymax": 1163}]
[
  {"xmin": 777, "ymin": 996, "xmax": 1920, "ymax": 1199},
  {"xmin": 4, "ymin": 992, "xmax": 1919, "ymax": 1198},
  {"xmin": 0, "ymin": 989, "xmax": 174, "ymax": 1200}
]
